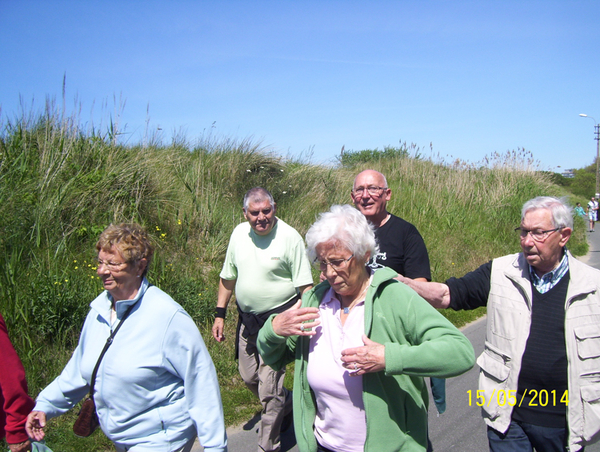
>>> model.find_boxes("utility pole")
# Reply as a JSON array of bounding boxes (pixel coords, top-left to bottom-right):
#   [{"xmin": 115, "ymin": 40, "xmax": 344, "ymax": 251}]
[
  {"xmin": 595, "ymin": 123, "xmax": 600, "ymax": 197},
  {"xmin": 578, "ymin": 114, "xmax": 600, "ymax": 197}
]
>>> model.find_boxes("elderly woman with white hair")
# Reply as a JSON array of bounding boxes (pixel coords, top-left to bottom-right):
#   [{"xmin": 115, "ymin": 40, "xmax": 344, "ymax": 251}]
[{"xmin": 257, "ymin": 205, "xmax": 475, "ymax": 452}]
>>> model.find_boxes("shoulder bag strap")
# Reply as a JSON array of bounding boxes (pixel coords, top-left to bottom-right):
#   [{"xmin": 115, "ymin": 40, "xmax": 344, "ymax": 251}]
[{"xmin": 88, "ymin": 300, "xmax": 138, "ymax": 398}]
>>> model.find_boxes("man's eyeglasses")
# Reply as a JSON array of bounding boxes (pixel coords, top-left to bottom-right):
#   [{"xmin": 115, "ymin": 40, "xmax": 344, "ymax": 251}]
[
  {"xmin": 352, "ymin": 186, "xmax": 387, "ymax": 197},
  {"xmin": 515, "ymin": 227, "xmax": 561, "ymax": 242},
  {"xmin": 313, "ymin": 254, "xmax": 354, "ymax": 271},
  {"xmin": 97, "ymin": 259, "xmax": 129, "ymax": 271}
]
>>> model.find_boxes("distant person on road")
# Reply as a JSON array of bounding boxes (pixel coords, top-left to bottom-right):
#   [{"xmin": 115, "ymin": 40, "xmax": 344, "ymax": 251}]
[
  {"xmin": 212, "ymin": 187, "xmax": 313, "ymax": 452},
  {"xmin": 587, "ymin": 196, "xmax": 598, "ymax": 232},
  {"xmin": 1, "ymin": 312, "xmax": 35, "ymax": 452},
  {"xmin": 398, "ymin": 196, "xmax": 600, "ymax": 452},
  {"xmin": 574, "ymin": 202, "xmax": 586, "ymax": 218},
  {"xmin": 257, "ymin": 205, "xmax": 475, "ymax": 452}
]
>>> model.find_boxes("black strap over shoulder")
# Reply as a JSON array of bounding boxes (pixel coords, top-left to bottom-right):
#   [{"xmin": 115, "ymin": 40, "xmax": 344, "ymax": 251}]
[{"xmin": 89, "ymin": 300, "xmax": 138, "ymax": 397}]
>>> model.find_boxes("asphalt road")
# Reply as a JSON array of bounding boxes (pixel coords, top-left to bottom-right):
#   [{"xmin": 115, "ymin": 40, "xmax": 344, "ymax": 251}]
[
  {"xmin": 580, "ymin": 226, "xmax": 600, "ymax": 269},
  {"xmin": 194, "ymin": 228, "xmax": 600, "ymax": 452},
  {"xmin": 426, "ymin": 317, "xmax": 487, "ymax": 450}
]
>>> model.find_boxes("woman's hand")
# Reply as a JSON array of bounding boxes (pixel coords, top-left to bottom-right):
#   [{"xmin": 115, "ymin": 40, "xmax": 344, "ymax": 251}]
[
  {"xmin": 341, "ymin": 335, "xmax": 385, "ymax": 376},
  {"xmin": 272, "ymin": 300, "xmax": 320, "ymax": 337},
  {"xmin": 25, "ymin": 411, "xmax": 47, "ymax": 442}
]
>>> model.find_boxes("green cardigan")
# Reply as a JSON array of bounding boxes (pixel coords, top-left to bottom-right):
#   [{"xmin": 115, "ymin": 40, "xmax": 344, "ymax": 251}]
[{"xmin": 257, "ymin": 267, "xmax": 475, "ymax": 452}]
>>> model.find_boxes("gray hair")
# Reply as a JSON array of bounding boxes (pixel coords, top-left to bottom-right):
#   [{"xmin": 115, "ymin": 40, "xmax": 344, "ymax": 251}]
[
  {"xmin": 306, "ymin": 204, "xmax": 379, "ymax": 263},
  {"xmin": 243, "ymin": 187, "xmax": 275, "ymax": 211},
  {"xmin": 521, "ymin": 196, "xmax": 573, "ymax": 229}
]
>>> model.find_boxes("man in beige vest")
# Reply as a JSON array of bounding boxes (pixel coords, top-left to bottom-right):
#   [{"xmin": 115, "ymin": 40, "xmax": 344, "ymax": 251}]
[{"xmin": 399, "ymin": 196, "xmax": 600, "ymax": 452}]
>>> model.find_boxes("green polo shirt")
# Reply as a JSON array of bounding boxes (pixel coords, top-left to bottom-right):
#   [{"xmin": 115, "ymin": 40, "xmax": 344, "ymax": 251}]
[{"xmin": 220, "ymin": 218, "xmax": 313, "ymax": 314}]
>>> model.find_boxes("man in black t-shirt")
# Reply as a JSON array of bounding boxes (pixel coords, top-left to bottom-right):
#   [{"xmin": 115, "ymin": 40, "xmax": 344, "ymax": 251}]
[
  {"xmin": 351, "ymin": 169, "xmax": 443, "ymax": 434},
  {"xmin": 350, "ymin": 169, "xmax": 431, "ymax": 281}
]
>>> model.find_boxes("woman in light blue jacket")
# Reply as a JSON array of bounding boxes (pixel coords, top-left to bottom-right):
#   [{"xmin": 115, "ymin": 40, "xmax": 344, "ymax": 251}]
[{"xmin": 26, "ymin": 223, "xmax": 227, "ymax": 452}]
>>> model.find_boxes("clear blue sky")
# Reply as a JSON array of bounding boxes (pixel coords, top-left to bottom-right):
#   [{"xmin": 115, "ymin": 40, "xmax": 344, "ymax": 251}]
[{"xmin": 1, "ymin": 0, "xmax": 599, "ymax": 171}]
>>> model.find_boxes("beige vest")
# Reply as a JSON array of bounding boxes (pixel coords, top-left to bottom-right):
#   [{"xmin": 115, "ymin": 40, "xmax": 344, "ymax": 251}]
[{"xmin": 476, "ymin": 252, "xmax": 600, "ymax": 451}]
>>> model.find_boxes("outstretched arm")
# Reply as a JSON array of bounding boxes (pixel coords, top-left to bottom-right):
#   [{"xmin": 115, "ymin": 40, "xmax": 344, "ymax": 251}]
[
  {"xmin": 341, "ymin": 284, "xmax": 475, "ymax": 379},
  {"xmin": 396, "ymin": 275, "xmax": 451, "ymax": 309}
]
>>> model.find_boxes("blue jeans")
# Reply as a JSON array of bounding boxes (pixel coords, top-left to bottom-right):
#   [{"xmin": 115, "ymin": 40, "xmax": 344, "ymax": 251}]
[{"xmin": 487, "ymin": 420, "xmax": 572, "ymax": 452}]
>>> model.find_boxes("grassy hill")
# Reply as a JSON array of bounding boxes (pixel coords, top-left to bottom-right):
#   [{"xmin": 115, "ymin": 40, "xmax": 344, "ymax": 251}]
[{"xmin": 0, "ymin": 108, "xmax": 588, "ymax": 451}]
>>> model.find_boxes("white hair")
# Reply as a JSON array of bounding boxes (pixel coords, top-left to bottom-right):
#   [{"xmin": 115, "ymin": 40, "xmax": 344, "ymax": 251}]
[
  {"xmin": 521, "ymin": 196, "xmax": 573, "ymax": 229},
  {"xmin": 306, "ymin": 204, "xmax": 379, "ymax": 263}
]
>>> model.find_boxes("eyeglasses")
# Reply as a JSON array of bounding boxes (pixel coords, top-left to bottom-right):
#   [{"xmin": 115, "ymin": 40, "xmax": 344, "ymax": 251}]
[
  {"xmin": 97, "ymin": 259, "xmax": 129, "ymax": 271},
  {"xmin": 352, "ymin": 186, "xmax": 387, "ymax": 197},
  {"xmin": 515, "ymin": 227, "xmax": 561, "ymax": 242},
  {"xmin": 313, "ymin": 254, "xmax": 354, "ymax": 271}
]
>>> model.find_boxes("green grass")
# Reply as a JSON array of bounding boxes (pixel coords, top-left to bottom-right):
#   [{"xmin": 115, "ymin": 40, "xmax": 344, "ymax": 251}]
[{"xmin": 0, "ymin": 105, "xmax": 590, "ymax": 451}]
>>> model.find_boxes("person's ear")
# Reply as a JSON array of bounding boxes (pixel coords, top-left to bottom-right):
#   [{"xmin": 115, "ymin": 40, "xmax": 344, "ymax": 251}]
[
  {"xmin": 137, "ymin": 258, "xmax": 148, "ymax": 277},
  {"xmin": 559, "ymin": 227, "xmax": 572, "ymax": 246}
]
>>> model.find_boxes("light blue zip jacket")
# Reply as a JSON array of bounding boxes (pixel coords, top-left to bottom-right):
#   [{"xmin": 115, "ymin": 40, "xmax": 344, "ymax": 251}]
[{"xmin": 34, "ymin": 278, "xmax": 227, "ymax": 451}]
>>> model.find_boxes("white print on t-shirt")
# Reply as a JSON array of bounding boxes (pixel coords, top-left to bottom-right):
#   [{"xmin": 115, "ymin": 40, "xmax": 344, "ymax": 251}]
[{"xmin": 367, "ymin": 253, "xmax": 386, "ymax": 270}]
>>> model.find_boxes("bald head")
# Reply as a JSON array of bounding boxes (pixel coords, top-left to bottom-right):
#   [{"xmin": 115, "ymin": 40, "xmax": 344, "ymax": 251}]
[
  {"xmin": 351, "ymin": 170, "xmax": 392, "ymax": 227},
  {"xmin": 353, "ymin": 170, "xmax": 388, "ymax": 188}
]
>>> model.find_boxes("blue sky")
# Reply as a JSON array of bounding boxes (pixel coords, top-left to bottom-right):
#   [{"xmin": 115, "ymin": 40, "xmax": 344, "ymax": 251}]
[{"xmin": 1, "ymin": 0, "xmax": 599, "ymax": 171}]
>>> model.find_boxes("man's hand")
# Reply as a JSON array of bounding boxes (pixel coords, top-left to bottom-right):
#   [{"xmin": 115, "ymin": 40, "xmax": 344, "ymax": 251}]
[
  {"xmin": 272, "ymin": 300, "xmax": 320, "ymax": 337},
  {"xmin": 395, "ymin": 274, "xmax": 428, "ymax": 283},
  {"xmin": 25, "ymin": 411, "xmax": 46, "ymax": 442},
  {"xmin": 394, "ymin": 273, "xmax": 407, "ymax": 283},
  {"xmin": 341, "ymin": 335, "xmax": 385, "ymax": 376},
  {"xmin": 394, "ymin": 275, "xmax": 452, "ymax": 309},
  {"xmin": 8, "ymin": 440, "xmax": 31, "ymax": 452},
  {"xmin": 212, "ymin": 317, "xmax": 225, "ymax": 342},
  {"xmin": 212, "ymin": 278, "xmax": 235, "ymax": 342}
]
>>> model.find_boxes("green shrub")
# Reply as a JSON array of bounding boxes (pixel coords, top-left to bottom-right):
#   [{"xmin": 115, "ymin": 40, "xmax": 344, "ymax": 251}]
[{"xmin": 338, "ymin": 143, "xmax": 413, "ymax": 166}]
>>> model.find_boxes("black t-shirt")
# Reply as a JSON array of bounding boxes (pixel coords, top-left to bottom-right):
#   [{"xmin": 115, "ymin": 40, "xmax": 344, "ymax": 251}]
[{"xmin": 373, "ymin": 214, "xmax": 432, "ymax": 280}]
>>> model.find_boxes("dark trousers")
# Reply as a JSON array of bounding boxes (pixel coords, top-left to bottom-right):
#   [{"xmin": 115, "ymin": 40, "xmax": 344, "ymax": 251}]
[
  {"xmin": 316, "ymin": 443, "xmax": 335, "ymax": 452},
  {"xmin": 487, "ymin": 420, "xmax": 573, "ymax": 452}
]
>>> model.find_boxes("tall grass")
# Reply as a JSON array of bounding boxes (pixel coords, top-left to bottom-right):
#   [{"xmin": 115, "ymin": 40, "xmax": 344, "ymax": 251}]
[{"xmin": 0, "ymin": 106, "xmax": 588, "ymax": 451}]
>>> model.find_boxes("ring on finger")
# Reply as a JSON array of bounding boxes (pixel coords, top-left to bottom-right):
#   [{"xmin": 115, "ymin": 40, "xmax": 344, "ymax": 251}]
[
  {"xmin": 300, "ymin": 324, "xmax": 305, "ymax": 332},
  {"xmin": 354, "ymin": 363, "xmax": 358, "ymax": 370}
]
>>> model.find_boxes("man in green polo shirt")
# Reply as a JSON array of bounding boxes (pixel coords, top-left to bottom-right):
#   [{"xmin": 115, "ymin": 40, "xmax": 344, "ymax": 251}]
[{"xmin": 212, "ymin": 187, "xmax": 313, "ymax": 452}]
